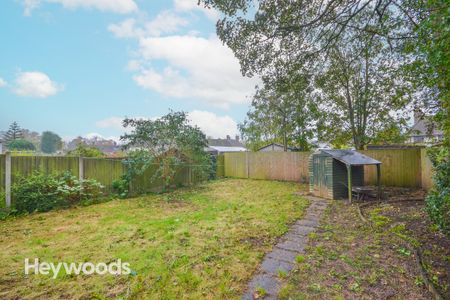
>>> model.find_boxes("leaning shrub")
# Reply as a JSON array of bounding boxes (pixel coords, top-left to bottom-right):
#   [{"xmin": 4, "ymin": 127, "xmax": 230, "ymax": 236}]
[
  {"xmin": 12, "ymin": 172, "xmax": 61, "ymax": 213},
  {"xmin": 425, "ymin": 146, "xmax": 450, "ymax": 233}
]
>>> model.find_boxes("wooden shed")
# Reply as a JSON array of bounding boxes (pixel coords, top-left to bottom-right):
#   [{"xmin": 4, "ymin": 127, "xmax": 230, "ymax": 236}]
[{"xmin": 309, "ymin": 149, "xmax": 381, "ymax": 201}]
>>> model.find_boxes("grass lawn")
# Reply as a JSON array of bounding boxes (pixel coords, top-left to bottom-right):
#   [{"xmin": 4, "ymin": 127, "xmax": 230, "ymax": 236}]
[{"xmin": 0, "ymin": 179, "xmax": 309, "ymax": 299}]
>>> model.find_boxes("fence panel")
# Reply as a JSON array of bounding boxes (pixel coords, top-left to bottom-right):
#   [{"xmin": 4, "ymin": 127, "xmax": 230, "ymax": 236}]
[
  {"xmin": 83, "ymin": 158, "xmax": 125, "ymax": 193},
  {"xmin": 0, "ymin": 155, "xmax": 4, "ymax": 193},
  {"xmin": 216, "ymin": 154, "xmax": 225, "ymax": 177},
  {"xmin": 248, "ymin": 152, "xmax": 311, "ymax": 182},
  {"xmin": 420, "ymin": 148, "xmax": 434, "ymax": 190},
  {"xmin": 10, "ymin": 156, "xmax": 80, "ymax": 186},
  {"xmin": 360, "ymin": 149, "xmax": 422, "ymax": 187},
  {"xmin": 223, "ymin": 152, "xmax": 311, "ymax": 182},
  {"xmin": 224, "ymin": 152, "xmax": 248, "ymax": 178}
]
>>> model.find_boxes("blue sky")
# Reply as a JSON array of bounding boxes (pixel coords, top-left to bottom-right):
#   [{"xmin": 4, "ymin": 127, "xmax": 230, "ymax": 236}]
[{"xmin": 0, "ymin": 0, "xmax": 257, "ymax": 141}]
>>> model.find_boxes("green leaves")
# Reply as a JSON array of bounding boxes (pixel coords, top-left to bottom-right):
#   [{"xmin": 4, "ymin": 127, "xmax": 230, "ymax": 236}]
[{"xmin": 120, "ymin": 111, "xmax": 212, "ymax": 191}]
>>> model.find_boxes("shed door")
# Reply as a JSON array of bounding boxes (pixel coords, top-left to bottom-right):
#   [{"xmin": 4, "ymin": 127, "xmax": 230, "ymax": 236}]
[{"xmin": 313, "ymin": 155, "xmax": 329, "ymax": 198}]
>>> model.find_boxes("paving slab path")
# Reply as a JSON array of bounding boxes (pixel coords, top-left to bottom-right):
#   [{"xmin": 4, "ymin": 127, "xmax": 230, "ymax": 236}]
[{"xmin": 242, "ymin": 195, "xmax": 329, "ymax": 300}]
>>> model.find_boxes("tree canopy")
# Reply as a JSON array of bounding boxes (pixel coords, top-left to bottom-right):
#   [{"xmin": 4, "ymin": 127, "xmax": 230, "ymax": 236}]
[
  {"xmin": 120, "ymin": 111, "xmax": 211, "ymax": 189},
  {"xmin": 201, "ymin": 0, "xmax": 447, "ymax": 149},
  {"xmin": 67, "ymin": 144, "xmax": 105, "ymax": 158},
  {"xmin": 7, "ymin": 139, "xmax": 36, "ymax": 151},
  {"xmin": 3, "ymin": 122, "xmax": 23, "ymax": 142},
  {"xmin": 41, "ymin": 131, "xmax": 62, "ymax": 154}
]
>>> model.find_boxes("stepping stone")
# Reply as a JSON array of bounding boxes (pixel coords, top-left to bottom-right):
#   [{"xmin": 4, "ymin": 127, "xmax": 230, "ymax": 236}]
[
  {"xmin": 295, "ymin": 219, "xmax": 318, "ymax": 227},
  {"xmin": 242, "ymin": 274, "xmax": 280, "ymax": 300},
  {"xmin": 276, "ymin": 239, "xmax": 305, "ymax": 252},
  {"xmin": 260, "ymin": 257, "xmax": 294, "ymax": 275},
  {"xmin": 281, "ymin": 232, "xmax": 307, "ymax": 245},
  {"xmin": 242, "ymin": 196, "xmax": 329, "ymax": 300},
  {"xmin": 267, "ymin": 248, "xmax": 300, "ymax": 263},
  {"xmin": 289, "ymin": 225, "xmax": 315, "ymax": 236}
]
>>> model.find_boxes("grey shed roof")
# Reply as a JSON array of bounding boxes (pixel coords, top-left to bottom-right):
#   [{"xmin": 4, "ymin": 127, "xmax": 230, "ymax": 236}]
[{"xmin": 321, "ymin": 149, "xmax": 381, "ymax": 165}]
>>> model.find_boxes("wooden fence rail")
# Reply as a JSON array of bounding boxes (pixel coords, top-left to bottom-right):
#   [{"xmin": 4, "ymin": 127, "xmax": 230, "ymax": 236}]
[
  {"xmin": 0, "ymin": 148, "xmax": 435, "ymax": 206},
  {"xmin": 0, "ymin": 154, "xmax": 201, "ymax": 207},
  {"xmin": 220, "ymin": 148, "xmax": 434, "ymax": 189}
]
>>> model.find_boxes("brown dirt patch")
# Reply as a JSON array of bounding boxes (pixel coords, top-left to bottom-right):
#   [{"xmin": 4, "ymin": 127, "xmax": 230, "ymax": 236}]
[{"xmin": 280, "ymin": 189, "xmax": 449, "ymax": 299}]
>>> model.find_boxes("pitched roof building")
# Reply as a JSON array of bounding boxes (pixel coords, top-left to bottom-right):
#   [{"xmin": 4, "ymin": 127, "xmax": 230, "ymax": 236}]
[
  {"xmin": 206, "ymin": 135, "xmax": 247, "ymax": 154},
  {"xmin": 408, "ymin": 111, "xmax": 443, "ymax": 144}
]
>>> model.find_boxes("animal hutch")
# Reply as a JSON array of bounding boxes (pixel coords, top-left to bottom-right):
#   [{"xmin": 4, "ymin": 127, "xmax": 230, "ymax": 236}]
[{"xmin": 309, "ymin": 149, "xmax": 381, "ymax": 201}]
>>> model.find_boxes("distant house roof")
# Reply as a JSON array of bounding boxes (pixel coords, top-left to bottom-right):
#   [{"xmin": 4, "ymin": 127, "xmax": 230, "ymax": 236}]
[
  {"xmin": 320, "ymin": 149, "xmax": 381, "ymax": 166},
  {"xmin": 208, "ymin": 137, "xmax": 245, "ymax": 148},
  {"xmin": 207, "ymin": 146, "xmax": 247, "ymax": 153},
  {"xmin": 257, "ymin": 143, "xmax": 298, "ymax": 151},
  {"xmin": 410, "ymin": 116, "xmax": 443, "ymax": 137}
]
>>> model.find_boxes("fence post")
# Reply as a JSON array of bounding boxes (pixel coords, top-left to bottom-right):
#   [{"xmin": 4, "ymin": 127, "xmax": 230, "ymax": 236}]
[
  {"xmin": 246, "ymin": 152, "xmax": 249, "ymax": 178},
  {"xmin": 5, "ymin": 151, "xmax": 11, "ymax": 207},
  {"xmin": 79, "ymin": 157, "xmax": 84, "ymax": 180}
]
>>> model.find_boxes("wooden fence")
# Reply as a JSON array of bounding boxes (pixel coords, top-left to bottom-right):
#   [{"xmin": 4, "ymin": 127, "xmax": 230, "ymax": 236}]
[
  {"xmin": 220, "ymin": 148, "xmax": 434, "ymax": 189},
  {"xmin": 223, "ymin": 152, "xmax": 311, "ymax": 182},
  {"xmin": 0, "ymin": 154, "xmax": 201, "ymax": 207}
]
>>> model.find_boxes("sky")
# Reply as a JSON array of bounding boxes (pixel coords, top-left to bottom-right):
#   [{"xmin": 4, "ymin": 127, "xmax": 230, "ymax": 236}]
[{"xmin": 0, "ymin": 0, "xmax": 258, "ymax": 141}]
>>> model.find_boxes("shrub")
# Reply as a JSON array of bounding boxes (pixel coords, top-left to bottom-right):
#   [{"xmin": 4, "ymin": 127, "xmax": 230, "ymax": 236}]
[
  {"xmin": 12, "ymin": 171, "xmax": 104, "ymax": 214},
  {"xmin": 7, "ymin": 139, "xmax": 36, "ymax": 151},
  {"xmin": 56, "ymin": 171, "xmax": 104, "ymax": 204},
  {"xmin": 112, "ymin": 176, "xmax": 129, "ymax": 198},
  {"xmin": 425, "ymin": 146, "xmax": 450, "ymax": 233},
  {"xmin": 12, "ymin": 172, "xmax": 61, "ymax": 213}
]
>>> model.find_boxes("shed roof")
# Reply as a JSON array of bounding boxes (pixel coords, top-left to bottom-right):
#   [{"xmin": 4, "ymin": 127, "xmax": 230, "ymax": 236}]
[{"xmin": 320, "ymin": 149, "xmax": 381, "ymax": 165}]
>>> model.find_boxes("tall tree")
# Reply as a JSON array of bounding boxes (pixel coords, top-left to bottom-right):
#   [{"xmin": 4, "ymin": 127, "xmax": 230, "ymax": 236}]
[
  {"xmin": 200, "ymin": 0, "xmax": 438, "ymax": 148},
  {"xmin": 3, "ymin": 122, "xmax": 23, "ymax": 142},
  {"xmin": 315, "ymin": 25, "xmax": 412, "ymax": 149},
  {"xmin": 240, "ymin": 73, "xmax": 318, "ymax": 151},
  {"xmin": 40, "ymin": 131, "xmax": 62, "ymax": 154}
]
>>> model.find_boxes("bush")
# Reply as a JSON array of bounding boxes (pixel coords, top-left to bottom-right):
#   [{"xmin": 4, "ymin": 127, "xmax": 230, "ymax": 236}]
[
  {"xmin": 112, "ymin": 176, "xmax": 129, "ymax": 198},
  {"xmin": 12, "ymin": 172, "xmax": 61, "ymax": 213},
  {"xmin": 12, "ymin": 171, "xmax": 104, "ymax": 214},
  {"xmin": 425, "ymin": 146, "xmax": 450, "ymax": 233},
  {"xmin": 56, "ymin": 172, "xmax": 104, "ymax": 204},
  {"xmin": 7, "ymin": 139, "xmax": 36, "ymax": 151}
]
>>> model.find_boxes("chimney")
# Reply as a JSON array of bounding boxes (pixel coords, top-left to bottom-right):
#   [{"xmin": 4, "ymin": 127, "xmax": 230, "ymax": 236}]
[
  {"xmin": 413, "ymin": 108, "xmax": 422, "ymax": 124},
  {"xmin": 235, "ymin": 135, "xmax": 239, "ymax": 142},
  {"xmin": 226, "ymin": 135, "xmax": 230, "ymax": 140}
]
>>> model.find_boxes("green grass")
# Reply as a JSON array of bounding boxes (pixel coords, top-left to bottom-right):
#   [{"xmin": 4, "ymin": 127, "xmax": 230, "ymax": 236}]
[{"xmin": 0, "ymin": 179, "xmax": 309, "ymax": 299}]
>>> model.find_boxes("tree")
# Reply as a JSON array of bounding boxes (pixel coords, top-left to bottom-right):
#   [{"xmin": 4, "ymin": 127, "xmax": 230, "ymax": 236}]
[
  {"xmin": 67, "ymin": 144, "xmax": 105, "ymax": 157},
  {"xmin": 3, "ymin": 122, "xmax": 23, "ymax": 142},
  {"xmin": 240, "ymin": 74, "xmax": 318, "ymax": 151},
  {"xmin": 40, "ymin": 131, "xmax": 62, "ymax": 154},
  {"xmin": 200, "ymin": 0, "xmax": 439, "ymax": 148},
  {"xmin": 314, "ymin": 25, "xmax": 412, "ymax": 149},
  {"xmin": 201, "ymin": 0, "xmax": 424, "ymax": 76},
  {"xmin": 120, "ymin": 111, "xmax": 211, "ymax": 190},
  {"xmin": 7, "ymin": 139, "xmax": 36, "ymax": 151}
]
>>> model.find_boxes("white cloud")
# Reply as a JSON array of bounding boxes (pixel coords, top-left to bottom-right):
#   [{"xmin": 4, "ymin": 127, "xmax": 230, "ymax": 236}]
[
  {"xmin": 108, "ymin": 12, "xmax": 188, "ymax": 39},
  {"xmin": 188, "ymin": 110, "xmax": 238, "ymax": 138},
  {"xmin": 23, "ymin": 0, "xmax": 138, "ymax": 16},
  {"xmin": 13, "ymin": 71, "xmax": 63, "ymax": 98},
  {"xmin": 108, "ymin": 18, "xmax": 142, "ymax": 39},
  {"xmin": 174, "ymin": 0, "xmax": 219, "ymax": 21},
  {"xmin": 96, "ymin": 110, "xmax": 239, "ymax": 139},
  {"xmin": 145, "ymin": 11, "xmax": 188, "ymax": 36},
  {"xmin": 134, "ymin": 35, "xmax": 257, "ymax": 108},
  {"xmin": 0, "ymin": 77, "xmax": 6, "ymax": 87},
  {"xmin": 95, "ymin": 116, "xmax": 124, "ymax": 131}
]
